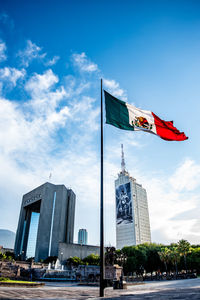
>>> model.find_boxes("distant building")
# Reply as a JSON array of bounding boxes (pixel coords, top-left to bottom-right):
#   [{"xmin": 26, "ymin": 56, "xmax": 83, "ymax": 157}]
[
  {"xmin": 115, "ymin": 145, "xmax": 151, "ymax": 249},
  {"xmin": 14, "ymin": 182, "xmax": 76, "ymax": 262},
  {"xmin": 78, "ymin": 229, "xmax": 88, "ymax": 245},
  {"xmin": 58, "ymin": 243, "xmax": 101, "ymax": 262}
]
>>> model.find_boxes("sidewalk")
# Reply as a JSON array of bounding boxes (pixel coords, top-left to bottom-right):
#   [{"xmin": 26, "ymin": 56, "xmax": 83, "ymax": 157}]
[{"xmin": 0, "ymin": 278, "xmax": 199, "ymax": 299}]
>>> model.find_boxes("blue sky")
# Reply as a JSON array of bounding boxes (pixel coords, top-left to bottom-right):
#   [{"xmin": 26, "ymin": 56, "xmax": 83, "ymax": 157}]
[{"xmin": 0, "ymin": 0, "xmax": 200, "ymax": 247}]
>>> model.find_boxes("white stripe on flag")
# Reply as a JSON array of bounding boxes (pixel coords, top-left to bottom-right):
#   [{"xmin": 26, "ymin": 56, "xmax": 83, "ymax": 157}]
[{"xmin": 126, "ymin": 103, "xmax": 157, "ymax": 134}]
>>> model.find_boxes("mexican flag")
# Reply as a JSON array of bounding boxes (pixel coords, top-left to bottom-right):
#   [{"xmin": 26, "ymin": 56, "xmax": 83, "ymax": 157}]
[{"xmin": 104, "ymin": 91, "xmax": 188, "ymax": 141}]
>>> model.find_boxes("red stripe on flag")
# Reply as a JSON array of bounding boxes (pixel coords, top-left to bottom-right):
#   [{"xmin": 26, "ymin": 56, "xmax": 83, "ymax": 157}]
[{"xmin": 152, "ymin": 112, "xmax": 188, "ymax": 141}]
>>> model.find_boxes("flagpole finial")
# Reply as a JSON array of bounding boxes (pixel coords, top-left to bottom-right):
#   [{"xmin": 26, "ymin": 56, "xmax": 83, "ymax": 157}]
[{"xmin": 121, "ymin": 144, "xmax": 126, "ymax": 174}]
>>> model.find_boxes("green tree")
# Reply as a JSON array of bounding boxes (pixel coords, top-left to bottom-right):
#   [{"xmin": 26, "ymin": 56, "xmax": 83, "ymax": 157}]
[
  {"xmin": 66, "ymin": 256, "xmax": 83, "ymax": 267},
  {"xmin": 168, "ymin": 246, "xmax": 180, "ymax": 275},
  {"xmin": 177, "ymin": 239, "xmax": 191, "ymax": 273},
  {"xmin": 83, "ymin": 254, "xmax": 100, "ymax": 266},
  {"xmin": 123, "ymin": 256, "xmax": 137, "ymax": 275},
  {"xmin": 187, "ymin": 247, "xmax": 200, "ymax": 274},
  {"xmin": 144, "ymin": 244, "xmax": 162, "ymax": 276},
  {"xmin": 158, "ymin": 247, "xmax": 170, "ymax": 274},
  {"xmin": 122, "ymin": 245, "xmax": 146, "ymax": 275},
  {"xmin": 134, "ymin": 246, "xmax": 147, "ymax": 275}
]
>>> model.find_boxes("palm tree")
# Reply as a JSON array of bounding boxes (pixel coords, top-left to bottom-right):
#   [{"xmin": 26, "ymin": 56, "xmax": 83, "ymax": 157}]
[
  {"xmin": 177, "ymin": 239, "xmax": 191, "ymax": 273},
  {"xmin": 169, "ymin": 246, "xmax": 180, "ymax": 276},
  {"xmin": 158, "ymin": 247, "xmax": 170, "ymax": 274}
]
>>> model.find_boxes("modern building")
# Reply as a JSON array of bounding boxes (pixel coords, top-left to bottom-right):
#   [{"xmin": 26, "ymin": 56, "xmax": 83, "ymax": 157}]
[
  {"xmin": 115, "ymin": 145, "xmax": 151, "ymax": 249},
  {"xmin": 78, "ymin": 229, "xmax": 88, "ymax": 245},
  {"xmin": 14, "ymin": 182, "xmax": 76, "ymax": 262}
]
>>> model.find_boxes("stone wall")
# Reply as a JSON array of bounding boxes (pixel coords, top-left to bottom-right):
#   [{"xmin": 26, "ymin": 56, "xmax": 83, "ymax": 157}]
[{"xmin": 0, "ymin": 261, "xmax": 19, "ymax": 279}]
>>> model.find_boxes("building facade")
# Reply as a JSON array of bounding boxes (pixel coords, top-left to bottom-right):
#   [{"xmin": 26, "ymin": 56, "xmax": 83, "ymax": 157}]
[
  {"xmin": 58, "ymin": 242, "xmax": 101, "ymax": 262},
  {"xmin": 14, "ymin": 182, "xmax": 76, "ymax": 261},
  {"xmin": 115, "ymin": 145, "xmax": 151, "ymax": 249},
  {"xmin": 78, "ymin": 229, "xmax": 88, "ymax": 245}
]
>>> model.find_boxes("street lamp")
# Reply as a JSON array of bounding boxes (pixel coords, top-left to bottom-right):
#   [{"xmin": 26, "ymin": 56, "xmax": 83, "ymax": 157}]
[{"xmin": 60, "ymin": 252, "xmax": 64, "ymax": 270}]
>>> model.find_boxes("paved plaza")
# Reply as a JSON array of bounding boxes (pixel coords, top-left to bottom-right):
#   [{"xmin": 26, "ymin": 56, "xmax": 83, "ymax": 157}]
[{"xmin": 0, "ymin": 278, "xmax": 200, "ymax": 299}]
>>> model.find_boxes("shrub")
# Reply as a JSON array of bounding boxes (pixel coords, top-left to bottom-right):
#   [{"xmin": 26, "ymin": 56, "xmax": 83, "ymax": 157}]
[{"xmin": 0, "ymin": 277, "xmax": 9, "ymax": 282}]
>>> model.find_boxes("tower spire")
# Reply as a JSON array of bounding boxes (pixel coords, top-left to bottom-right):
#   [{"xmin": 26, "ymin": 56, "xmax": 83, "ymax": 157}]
[{"xmin": 121, "ymin": 144, "xmax": 126, "ymax": 174}]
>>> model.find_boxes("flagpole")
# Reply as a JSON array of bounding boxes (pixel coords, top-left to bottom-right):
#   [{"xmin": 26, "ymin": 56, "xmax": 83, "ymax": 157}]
[{"xmin": 100, "ymin": 78, "xmax": 105, "ymax": 297}]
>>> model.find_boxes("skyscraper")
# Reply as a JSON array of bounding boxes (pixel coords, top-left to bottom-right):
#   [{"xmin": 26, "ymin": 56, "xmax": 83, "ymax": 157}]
[
  {"xmin": 115, "ymin": 145, "xmax": 151, "ymax": 249},
  {"xmin": 78, "ymin": 229, "xmax": 88, "ymax": 245},
  {"xmin": 14, "ymin": 182, "xmax": 76, "ymax": 261}
]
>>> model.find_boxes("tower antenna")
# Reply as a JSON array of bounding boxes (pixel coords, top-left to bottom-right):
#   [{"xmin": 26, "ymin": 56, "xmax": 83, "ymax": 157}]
[
  {"xmin": 121, "ymin": 144, "xmax": 126, "ymax": 173},
  {"xmin": 49, "ymin": 173, "xmax": 52, "ymax": 182}
]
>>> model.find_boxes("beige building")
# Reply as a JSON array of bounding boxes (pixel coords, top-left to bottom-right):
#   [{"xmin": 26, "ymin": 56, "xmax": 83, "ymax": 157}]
[{"xmin": 115, "ymin": 145, "xmax": 151, "ymax": 249}]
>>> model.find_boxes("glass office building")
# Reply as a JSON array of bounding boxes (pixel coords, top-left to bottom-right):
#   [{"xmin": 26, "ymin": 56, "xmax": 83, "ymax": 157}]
[{"xmin": 78, "ymin": 229, "xmax": 88, "ymax": 245}]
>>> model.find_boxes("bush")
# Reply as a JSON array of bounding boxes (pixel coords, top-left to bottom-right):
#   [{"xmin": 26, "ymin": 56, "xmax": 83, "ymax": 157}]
[
  {"xmin": 0, "ymin": 277, "xmax": 9, "ymax": 282},
  {"xmin": 0, "ymin": 252, "xmax": 6, "ymax": 260},
  {"xmin": 4, "ymin": 251, "xmax": 15, "ymax": 260},
  {"xmin": 67, "ymin": 256, "xmax": 83, "ymax": 267},
  {"xmin": 83, "ymin": 254, "xmax": 100, "ymax": 266}
]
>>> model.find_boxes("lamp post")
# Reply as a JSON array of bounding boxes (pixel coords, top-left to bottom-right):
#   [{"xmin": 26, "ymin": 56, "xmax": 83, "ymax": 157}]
[{"xmin": 61, "ymin": 252, "xmax": 63, "ymax": 270}]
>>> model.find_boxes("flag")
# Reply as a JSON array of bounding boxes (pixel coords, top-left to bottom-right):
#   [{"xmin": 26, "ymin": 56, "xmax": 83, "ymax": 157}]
[{"xmin": 104, "ymin": 90, "xmax": 188, "ymax": 141}]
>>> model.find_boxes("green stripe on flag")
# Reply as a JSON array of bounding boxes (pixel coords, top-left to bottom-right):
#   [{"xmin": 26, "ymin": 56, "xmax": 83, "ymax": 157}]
[{"xmin": 104, "ymin": 91, "xmax": 134, "ymax": 131}]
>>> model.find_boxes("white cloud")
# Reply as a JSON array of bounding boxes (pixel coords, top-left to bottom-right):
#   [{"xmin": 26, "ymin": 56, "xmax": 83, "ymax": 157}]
[
  {"xmin": 145, "ymin": 178, "xmax": 196, "ymax": 229},
  {"xmin": 25, "ymin": 70, "xmax": 69, "ymax": 123},
  {"xmin": 25, "ymin": 69, "xmax": 58, "ymax": 95},
  {"xmin": 69, "ymin": 95, "xmax": 99, "ymax": 131},
  {"xmin": 72, "ymin": 52, "xmax": 98, "ymax": 72},
  {"xmin": 103, "ymin": 78, "xmax": 127, "ymax": 100},
  {"xmin": 64, "ymin": 75, "xmax": 91, "ymax": 98},
  {"xmin": 17, "ymin": 40, "xmax": 46, "ymax": 67},
  {"xmin": 45, "ymin": 55, "xmax": 60, "ymax": 66},
  {"xmin": 0, "ymin": 97, "xmax": 48, "ymax": 155},
  {"xmin": 169, "ymin": 159, "xmax": 200, "ymax": 192},
  {"xmin": 0, "ymin": 67, "xmax": 25, "ymax": 86},
  {"xmin": 0, "ymin": 41, "xmax": 7, "ymax": 62},
  {"xmin": 137, "ymin": 162, "xmax": 200, "ymax": 244},
  {"xmin": 45, "ymin": 106, "xmax": 70, "ymax": 128},
  {"xmin": 17, "ymin": 40, "xmax": 60, "ymax": 68}
]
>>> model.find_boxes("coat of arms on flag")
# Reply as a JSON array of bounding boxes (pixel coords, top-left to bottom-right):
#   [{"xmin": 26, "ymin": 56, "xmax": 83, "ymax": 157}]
[{"xmin": 132, "ymin": 116, "xmax": 153, "ymax": 131}]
